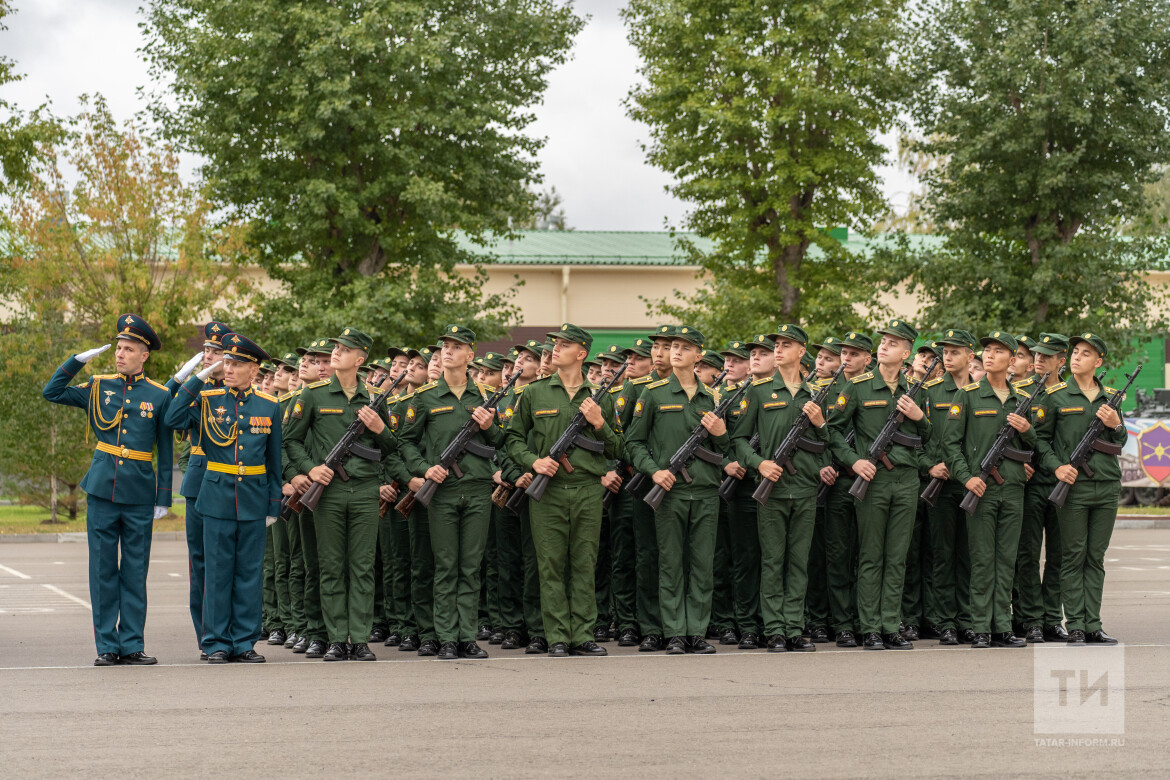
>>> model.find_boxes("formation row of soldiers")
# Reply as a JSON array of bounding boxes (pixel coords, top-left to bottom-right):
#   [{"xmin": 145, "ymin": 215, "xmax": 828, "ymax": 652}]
[{"xmin": 44, "ymin": 313, "xmax": 1127, "ymax": 665}]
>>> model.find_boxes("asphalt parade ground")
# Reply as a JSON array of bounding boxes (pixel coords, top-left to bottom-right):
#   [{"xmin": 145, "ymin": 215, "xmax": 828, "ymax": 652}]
[{"xmin": 2, "ymin": 532, "xmax": 1168, "ymax": 777}]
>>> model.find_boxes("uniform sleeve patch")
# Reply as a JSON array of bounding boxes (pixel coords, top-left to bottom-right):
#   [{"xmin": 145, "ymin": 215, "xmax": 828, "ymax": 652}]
[
  {"xmin": 292, "ymin": 401, "xmax": 303, "ymax": 418},
  {"xmin": 1035, "ymin": 407, "xmax": 1046, "ymax": 420},
  {"xmin": 948, "ymin": 404, "xmax": 963, "ymax": 419},
  {"xmin": 406, "ymin": 407, "xmax": 416, "ymax": 422},
  {"xmin": 835, "ymin": 394, "xmax": 849, "ymax": 408},
  {"xmin": 633, "ymin": 400, "xmax": 644, "ymax": 417}
]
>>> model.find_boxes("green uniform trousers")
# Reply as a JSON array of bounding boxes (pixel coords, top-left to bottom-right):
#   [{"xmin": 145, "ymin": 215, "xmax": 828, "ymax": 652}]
[
  {"xmin": 202, "ymin": 514, "xmax": 265, "ymax": 656},
  {"xmin": 315, "ymin": 481, "xmax": 379, "ymax": 644},
  {"xmin": 521, "ymin": 502, "xmax": 544, "ymax": 639},
  {"xmin": 1013, "ymin": 481, "xmax": 1063, "ymax": 628},
  {"xmin": 725, "ymin": 489, "xmax": 762, "ymax": 636},
  {"xmin": 927, "ymin": 483, "xmax": 971, "ymax": 631},
  {"xmin": 1058, "ymin": 481, "xmax": 1119, "ymax": 633},
  {"xmin": 594, "ymin": 511, "xmax": 613, "ymax": 630},
  {"xmin": 493, "ymin": 502, "xmax": 525, "ymax": 633},
  {"xmin": 633, "ymin": 496, "xmax": 662, "ymax": 636},
  {"xmin": 428, "ymin": 485, "xmax": 492, "ymax": 644},
  {"xmin": 86, "ymin": 496, "xmax": 153, "ymax": 656},
  {"xmin": 284, "ymin": 508, "xmax": 307, "ymax": 636},
  {"xmin": 758, "ymin": 493, "xmax": 816, "ymax": 638},
  {"xmin": 824, "ymin": 478, "xmax": 859, "ymax": 634},
  {"xmin": 407, "ymin": 505, "xmax": 434, "ymax": 641},
  {"xmin": 804, "ymin": 503, "xmax": 830, "ymax": 631},
  {"xmin": 372, "ymin": 546, "xmax": 386, "ymax": 632},
  {"xmin": 966, "ymin": 483, "xmax": 1024, "ymax": 634},
  {"xmin": 900, "ymin": 492, "xmax": 934, "ymax": 629},
  {"xmin": 529, "ymin": 481, "xmax": 604, "ymax": 646},
  {"xmin": 710, "ymin": 505, "xmax": 735, "ymax": 632},
  {"xmin": 298, "ymin": 507, "xmax": 327, "ymax": 642},
  {"xmin": 854, "ymin": 468, "xmax": 918, "ymax": 636},
  {"xmin": 479, "ymin": 512, "xmax": 499, "ymax": 630},
  {"xmin": 377, "ymin": 507, "xmax": 413, "ymax": 635},
  {"xmin": 655, "ymin": 489, "xmax": 718, "ymax": 638},
  {"xmin": 606, "ymin": 491, "xmax": 639, "ymax": 632},
  {"xmin": 262, "ymin": 519, "xmax": 290, "ymax": 632}
]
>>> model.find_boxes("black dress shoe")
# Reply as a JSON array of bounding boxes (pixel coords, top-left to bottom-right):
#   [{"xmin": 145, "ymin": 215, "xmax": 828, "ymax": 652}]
[
  {"xmin": 939, "ymin": 628, "xmax": 959, "ymax": 645},
  {"xmin": 459, "ymin": 641, "xmax": 488, "ymax": 659},
  {"xmin": 593, "ymin": 625, "xmax": 611, "ymax": 642},
  {"xmin": 350, "ymin": 643, "xmax": 376, "ymax": 661},
  {"xmin": 705, "ymin": 626, "xmax": 721, "ymax": 640},
  {"xmin": 398, "ymin": 634, "xmax": 420, "ymax": 651},
  {"xmin": 787, "ymin": 635, "xmax": 815, "ymax": 652},
  {"xmin": 836, "ymin": 630, "xmax": 858, "ymax": 648},
  {"xmin": 501, "ymin": 631, "xmax": 524, "ymax": 650},
  {"xmin": 863, "ymin": 632, "xmax": 884, "ymax": 650},
  {"xmin": 368, "ymin": 628, "xmax": 387, "ymax": 644},
  {"xmin": 991, "ymin": 632, "xmax": 1025, "ymax": 648},
  {"xmin": 919, "ymin": 624, "xmax": 942, "ymax": 640},
  {"xmin": 284, "ymin": 632, "xmax": 298, "ymax": 649},
  {"xmin": 901, "ymin": 625, "xmax": 920, "ymax": 642},
  {"xmin": 960, "ymin": 628, "xmax": 976, "ymax": 644},
  {"xmin": 1012, "ymin": 622, "xmax": 1025, "ymax": 637},
  {"xmin": 119, "ymin": 651, "xmax": 158, "ymax": 665},
  {"xmin": 94, "ymin": 653, "xmax": 120, "ymax": 666},
  {"xmin": 809, "ymin": 626, "xmax": 830, "ymax": 643},
  {"xmin": 1025, "ymin": 626, "xmax": 1045, "ymax": 643},
  {"xmin": 323, "ymin": 642, "xmax": 348, "ymax": 661},
  {"xmin": 206, "ymin": 650, "xmax": 230, "ymax": 664},
  {"xmin": 664, "ymin": 636, "xmax": 687, "ymax": 655},
  {"xmin": 571, "ymin": 641, "xmax": 608, "ymax": 656},
  {"xmin": 476, "ymin": 624, "xmax": 492, "ymax": 641},
  {"xmin": 971, "ymin": 633, "xmax": 991, "ymax": 649},
  {"xmin": 548, "ymin": 642, "xmax": 570, "ymax": 657},
  {"xmin": 304, "ymin": 640, "xmax": 327, "ymax": 658},
  {"xmin": 437, "ymin": 641, "xmax": 459, "ymax": 660},
  {"xmin": 689, "ymin": 636, "xmax": 716, "ymax": 654},
  {"xmin": 617, "ymin": 628, "xmax": 640, "ymax": 647},
  {"xmin": 1043, "ymin": 624, "xmax": 1069, "ymax": 642},
  {"xmin": 719, "ymin": 628, "xmax": 739, "ymax": 645},
  {"xmin": 417, "ymin": 639, "xmax": 440, "ymax": 656},
  {"xmin": 766, "ymin": 634, "xmax": 787, "ymax": 652},
  {"xmin": 231, "ymin": 650, "xmax": 266, "ymax": 663},
  {"xmin": 883, "ymin": 633, "xmax": 912, "ymax": 650},
  {"xmin": 489, "ymin": 631, "xmax": 505, "ymax": 645},
  {"xmin": 384, "ymin": 632, "xmax": 402, "ymax": 647},
  {"xmin": 1086, "ymin": 629, "xmax": 1118, "ymax": 645},
  {"xmin": 638, "ymin": 634, "xmax": 663, "ymax": 652},
  {"xmin": 199, "ymin": 652, "xmax": 208, "ymax": 661},
  {"xmin": 738, "ymin": 632, "xmax": 759, "ymax": 650},
  {"xmin": 1066, "ymin": 629, "xmax": 1086, "ymax": 645},
  {"xmin": 526, "ymin": 636, "xmax": 549, "ymax": 654},
  {"xmin": 267, "ymin": 629, "xmax": 287, "ymax": 646},
  {"xmin": 291, "ymin": 636, "xmax": 309, "ymax": 653}
]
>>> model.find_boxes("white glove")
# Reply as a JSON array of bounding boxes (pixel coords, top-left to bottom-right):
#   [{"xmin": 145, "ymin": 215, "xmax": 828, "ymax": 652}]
[
  {"xmin": 196, "ymin": 360, "xmax": 223, "ymax": 381},
  {"xmin": 265, "ymin": 516, "xmax": 277, "ymax": 527},
  {"xmin": 175, "ymin": 352, "xmax": 204, "ymax": 382},
  {"xmin": 153, "ymin": 506, "xmax": 169, "ymax": 520},
  {"xmin": 76, "ymin": 344, "xmax": 111, "ymax": 364}
]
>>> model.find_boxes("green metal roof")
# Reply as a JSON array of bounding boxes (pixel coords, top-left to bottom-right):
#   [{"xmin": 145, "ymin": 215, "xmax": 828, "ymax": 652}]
[{"xmin": 456, "ymin": 229, "xmax": 946, "ymax": 266}]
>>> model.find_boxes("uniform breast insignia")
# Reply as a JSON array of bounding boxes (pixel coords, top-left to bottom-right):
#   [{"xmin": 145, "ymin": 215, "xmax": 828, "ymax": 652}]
[
  {"xmin": 104, "ymin": 390, "xmax": 116, "ymax": 405},
  {"xmin": 249, "ymin": 416, "xmax": 272, "ymax": 434},
  {"xmin": 534, "ymin": 409, "xmax": 559, "ymax": 417},
  {"xmin": 863, "ymin": 399, "xmax": 887, "ymax": 408},
  {"xmin": 213, "ymin": 405, "xmax": 228, "ymax": 423},
  {"xmin": 138, "ymin": 401, "xmax": 154, "ymax": 418},
  {"xmin": 659, "ymin": 404, "xmax": 683, "ymax": 412},
  {"xmin": 319, "ymin": 408, "xmax": 344, "ymax": 415},
  {"xmin": 430, "ymin": 406, "xmax": 454, "ymax": 414},
  {"xmin": 974, "ymin": 409, "xmax": 998, "ymax": 416}
]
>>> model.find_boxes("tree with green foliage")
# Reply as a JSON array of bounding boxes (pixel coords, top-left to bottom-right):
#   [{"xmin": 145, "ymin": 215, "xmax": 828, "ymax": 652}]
[
  {"xmin": 899, "ymin": 0, "xmax": 1170, "ymax": 351},
  {"xmin": 0, "ymin": 0, "xmax": 62, "ymax": 200},
  {"xmin": 142, "ymin": 0, "xmax": 583, "ymax": 347},
  {"xmin": 623, "ymin": 0, "xmax": 911, "ymax": 344}
]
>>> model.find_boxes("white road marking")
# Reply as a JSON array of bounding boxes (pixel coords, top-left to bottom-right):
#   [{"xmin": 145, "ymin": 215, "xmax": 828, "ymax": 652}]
[
  {"xmin": 0, "ymin": 563, "xmax": 32, "ymax": 579},
  {"xmin": 40, "ymin": 584, "xmax": 90, "ymax": 610}
]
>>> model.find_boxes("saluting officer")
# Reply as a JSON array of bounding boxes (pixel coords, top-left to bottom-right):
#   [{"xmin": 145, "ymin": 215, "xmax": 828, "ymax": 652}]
[{"xmin": 42, "ymin": 314, "xmax": 173, "ymax": 666}]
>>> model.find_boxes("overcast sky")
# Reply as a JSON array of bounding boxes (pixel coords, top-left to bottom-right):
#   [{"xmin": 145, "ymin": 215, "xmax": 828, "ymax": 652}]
[{"xmin": 1, "ymin": 0, "xmax": 914, "ymax": 231}]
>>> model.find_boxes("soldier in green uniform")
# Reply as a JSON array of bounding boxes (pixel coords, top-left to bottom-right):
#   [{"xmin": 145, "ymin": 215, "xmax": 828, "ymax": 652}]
[
  {"xmin": 370, "ymin": 351, "xmax": 412, "ymax": 645},
  {"xmin": 1011, "ymin": 335, "xmax": 1037, "ymax": 382},
  {"xmin": 504, "ymin": 324, "xmax": 621, "ymax": 656},
  {"xmin": 473, "ymin": 351, "xmax": 506, "ymax": 642},
  {"xmin": 625, "ymin": 327, "xmax": 730, "ymax": 655},
  {"xmin": 43, "ymin": 314, "xmax": 174, "ymax": 666},
  {"xmin": 803, "ymin": 336, "xmax": 843, "ymax": 643},
  {"xmin": 735, "ymin": 324, "xmax": 829, "ymax": 651},
  {"xmin": 397, "ymin": 325, "xmax": 502, "ymax": 660},
  {"xmin": 941, "ymin": 332, "xmax": 1036, "ymax": 648},
  {"xmin": 261, "ymin": 351, "xmax": 298, "ymax": 647},
  {"xmin": 698, "ymin": 347, "xmax": 735, "ymax": 641},
  {"xmin": 1013, "ymin": 333, "xmax": 1070, "ymax": 643},
  {"xmin": 279, "ymin": 346, "xmax": 318, "ymax": 653},
  {"xmin": 283, "ymin": 329, "xmax": 395, "ymax": 661},
  {"xmin": 172, "ymin": 333, "xmax": 281, "ymax": 662},
  {"xmin": 920, "ymin": 329, "xmax": 976, "ymax": 645},
  {"xmin": 1035, "ymin": 332, "xmax": 1126, "ymax": 645},
  {"xmin": 596, "ymin": 343, "xmax": 635, "ymax": 642},
  {"xmin": 822, "ymin": 331, "xmax": 872, "ymax": 647},
  {"xmin": 829, "ymin": 320, "xmax": 931, "ymax": 650}
]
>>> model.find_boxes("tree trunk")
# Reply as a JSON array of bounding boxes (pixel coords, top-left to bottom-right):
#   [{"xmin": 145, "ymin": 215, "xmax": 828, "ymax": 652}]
[{"xmin": 49, "ymin": 416, "xmax": 59, "ymax": 524}]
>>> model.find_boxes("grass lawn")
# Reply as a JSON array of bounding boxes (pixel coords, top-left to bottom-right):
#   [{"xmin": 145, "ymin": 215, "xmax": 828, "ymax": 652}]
[{"xmin": 0, "ymin": 502, "xmax": 187, "ymax": 534}]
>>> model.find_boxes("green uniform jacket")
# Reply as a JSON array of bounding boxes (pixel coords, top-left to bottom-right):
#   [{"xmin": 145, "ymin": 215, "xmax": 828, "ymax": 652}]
[
  {"xmin": 940, "ymin": 378, "xmax": 1037, "ymax": 487},
  {"xmin": 733, "ymin": 374, "xmax": 828, "ymax": 496},
  {"xmin": 165, "ymin": 378, "xmax": 224, "ymax": 499},
  {"xmin": 623, "ymin": 373, "xmax": 730, "ymax": 494},
  {"xmin": 381, "ymin": 391, "xmax": 417, "ymax": 487},
  {"xmin": 1013, "ymin": 376, "xmax": 1056, "ymax": 485},
  {"xmin": 504, "ymin": 370, "xmax": 622, "ymax": 483},
  {"xmin": 828, "ymin": 369, "xmax": 932, "ymax": 473},
  {"xmin": 1035, "ymin": 378, "xmax": 1128, "ymax": 483},
  {"xmin": 397, "ymin": 372, "xmax": 504, "ymax": 486},
  {"xmin": 921, "ymin": 373, "xmax": 964, "ymax": 469},
  {"xmin": 614, "ymin": 374, "xmax": 657, "ymax": 431},
  {"xmin": 282, "ymin": 375, "xmax": 395, "ymax": 484}
]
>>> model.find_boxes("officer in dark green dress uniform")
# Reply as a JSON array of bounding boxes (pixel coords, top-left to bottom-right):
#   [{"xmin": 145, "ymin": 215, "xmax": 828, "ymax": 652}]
[
  {"xmin": 42, "ymin": 314, "xmax": 173, "ymax": 666},
  {"xmin": 172, "ymin": 333, "xmax": 281, "ymax": 662}
]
